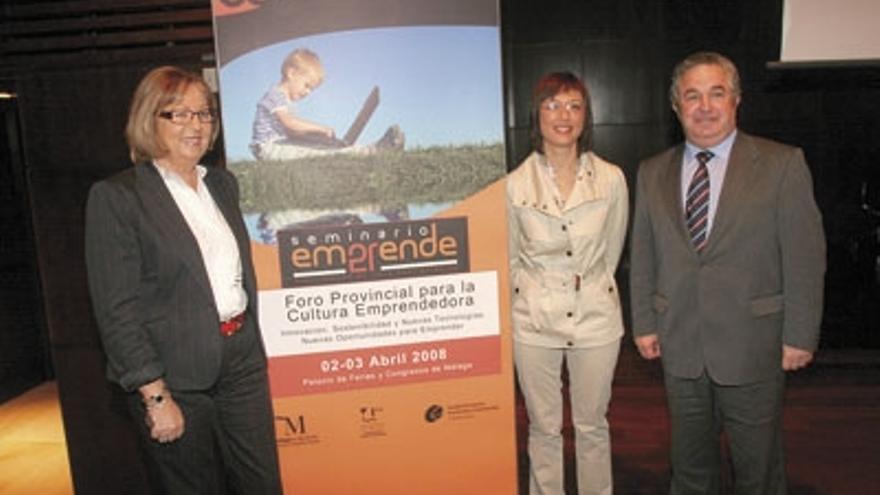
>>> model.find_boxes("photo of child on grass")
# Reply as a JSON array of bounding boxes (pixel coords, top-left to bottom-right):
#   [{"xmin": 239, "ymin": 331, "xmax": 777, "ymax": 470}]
[
  {"xmin": 249, "ymin": 48, "xmax": 404, "ymax": 161},
  {"xmin": 219, "ymin": 27, "xmax": 507, "ymax": 243}
]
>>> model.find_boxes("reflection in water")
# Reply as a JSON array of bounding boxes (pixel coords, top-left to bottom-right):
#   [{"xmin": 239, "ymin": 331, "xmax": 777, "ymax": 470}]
[{"xmin": 245, "ymin": 202, "xmax": 451, "ymax": 244}]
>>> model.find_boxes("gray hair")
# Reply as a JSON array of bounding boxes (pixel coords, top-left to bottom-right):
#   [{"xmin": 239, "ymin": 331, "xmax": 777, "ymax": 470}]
[{"xmin": 669, "ymin": 51, "xmax": 741, "ymax": 110}]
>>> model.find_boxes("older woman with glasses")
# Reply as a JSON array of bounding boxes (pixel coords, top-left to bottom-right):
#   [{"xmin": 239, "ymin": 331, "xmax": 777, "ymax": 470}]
[
  {"xmin": 507, "ymin": 71, "xmax": 628, "ymax": 494},
  {"xmin": 85, "ymin": 66, "xmax": 282, "ymax": 494}
]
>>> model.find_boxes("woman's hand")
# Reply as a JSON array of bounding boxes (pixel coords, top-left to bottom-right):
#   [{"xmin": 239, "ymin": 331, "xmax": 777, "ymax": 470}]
[
  {"xmin": 146, "ymin": 397, "xmax": 185, "ymax": 443},
  {"xmin": 140, "ymin": 379, "xmax": 185, "ymax": 443}
]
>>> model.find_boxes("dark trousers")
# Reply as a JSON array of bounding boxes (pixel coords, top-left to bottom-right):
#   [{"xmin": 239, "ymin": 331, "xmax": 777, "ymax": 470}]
[
  {"xmin": 127, "ymin": 319, "xmax": 282, "ymax": 495},
  {"xmin": 664, "ymin": 370, "xmax": 787, "ymax": 495}
]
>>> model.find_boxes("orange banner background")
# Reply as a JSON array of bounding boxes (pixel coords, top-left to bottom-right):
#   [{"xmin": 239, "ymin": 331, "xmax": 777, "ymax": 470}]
[
  {"xmin": 259, "ymin": 180, "xmax": 516, "ymax": 494},
  {"xmin": 212, "ymin": 0, "xmax": 515, "ymax": 490}
]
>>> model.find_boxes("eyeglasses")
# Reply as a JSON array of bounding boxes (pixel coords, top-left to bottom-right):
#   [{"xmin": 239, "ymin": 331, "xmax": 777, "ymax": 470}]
[
  {"xmin": 541, "ymin": 100, "xmax": 585, "ymax": 112},
  {"xmin": 157, "ymin": 109, "xmax": 216, "ymax": 125}
]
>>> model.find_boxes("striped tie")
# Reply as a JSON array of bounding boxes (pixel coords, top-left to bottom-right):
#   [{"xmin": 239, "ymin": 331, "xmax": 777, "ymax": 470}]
[{"xmin": 686, "ymin": 150, "xmax": 713, "ymax": 251}]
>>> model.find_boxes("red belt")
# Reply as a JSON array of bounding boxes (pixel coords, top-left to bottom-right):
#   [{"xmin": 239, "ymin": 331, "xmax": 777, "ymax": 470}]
[{"xmin": 220, "ymin": 311, "xmax": 246, "ymax": 337}]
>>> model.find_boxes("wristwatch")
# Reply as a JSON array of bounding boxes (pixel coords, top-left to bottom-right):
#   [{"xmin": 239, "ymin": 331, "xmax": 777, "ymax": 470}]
[{"xmin": 143, "ymin": 392, "xmax": 168, "ymax": 410}]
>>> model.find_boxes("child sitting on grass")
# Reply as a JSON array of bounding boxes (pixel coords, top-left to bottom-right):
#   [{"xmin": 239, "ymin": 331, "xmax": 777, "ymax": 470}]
[{"xmin": 250, "ymin": 48, "xmax": 403, "ymax": 161}]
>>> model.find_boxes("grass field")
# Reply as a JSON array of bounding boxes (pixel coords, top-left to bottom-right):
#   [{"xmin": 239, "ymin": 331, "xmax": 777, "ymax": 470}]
[{"xmin": 230, "ymin": 143, "xmax": 506, "ymax": 214}]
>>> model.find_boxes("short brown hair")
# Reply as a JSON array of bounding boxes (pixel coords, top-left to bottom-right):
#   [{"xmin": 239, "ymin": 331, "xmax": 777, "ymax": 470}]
[
  {"xmin": 529, "ymin": 71, "xmax": 593, "ymax": 154},
  {"xmin": 669, "ymin": 51, "xmax": 741, "ymax": 111},
  {"xmin": 280, "ymin": 48, "xmax": 324, "ymax": 83},
  {"xmin": 125, "ymin": 66, "xmax": 219, "ymax": 164}
]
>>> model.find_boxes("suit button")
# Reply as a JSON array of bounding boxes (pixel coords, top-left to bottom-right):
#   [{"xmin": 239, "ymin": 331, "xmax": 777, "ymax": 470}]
[
  {"xmin": 566, "ymin": 341, "xmax": 574, "ymax": 347},
  {"xmin": 514, "ymin": 287, "xmax": 519, "ymax": 294},
  {"xmin": 566, "ymin": 250, "xmax": 573, "ymax": 256},
  {"xmin": 566, "ymin": 312, "xmax": 573, "ymax": 317},
  {"xmin": 562, "ymin": 225, "xmax": 567, "ymax": 231},
  {"xmin": 608, "ymin": 286, "xmax": 614, "ymax": 293}
]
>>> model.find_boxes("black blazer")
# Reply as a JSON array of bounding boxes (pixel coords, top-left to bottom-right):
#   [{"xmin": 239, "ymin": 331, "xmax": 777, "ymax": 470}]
[{"xmin": 85, "ymin": 162, "xmax": 263, "ymax": 392}]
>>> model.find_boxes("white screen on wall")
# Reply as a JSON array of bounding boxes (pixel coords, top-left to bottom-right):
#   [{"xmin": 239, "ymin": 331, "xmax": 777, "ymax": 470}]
[{"xmin": 781, "ymin": 0, "xmax": 880, "ymax": 63}]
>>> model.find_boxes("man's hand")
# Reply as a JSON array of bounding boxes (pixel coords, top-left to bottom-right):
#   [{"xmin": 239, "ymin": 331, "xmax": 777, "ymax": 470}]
[
  {"xmin": 782, "ymin": 345, "xmax": 813, "ymax": 371},
  {"xmin": 635, "ymin": 334, "xmax": 661, "ymax": 360}
]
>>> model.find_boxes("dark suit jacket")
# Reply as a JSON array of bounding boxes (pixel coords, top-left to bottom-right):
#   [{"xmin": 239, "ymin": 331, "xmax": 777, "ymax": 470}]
[
  {"xmin": 629, "ymin": 132, "xmax": 826, "ymax": 385},
  {"xmin": 85, "ymin": 162, "xmax": 263, "ymax": 392}
]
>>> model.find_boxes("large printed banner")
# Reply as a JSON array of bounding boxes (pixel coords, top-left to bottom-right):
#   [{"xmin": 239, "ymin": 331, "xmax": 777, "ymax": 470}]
[{"xmin": 211, "ymin": 1, "xmax": 516, "ymax": 493}]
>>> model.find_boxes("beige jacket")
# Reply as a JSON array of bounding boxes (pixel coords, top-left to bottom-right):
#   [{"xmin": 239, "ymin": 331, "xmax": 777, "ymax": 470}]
[{"xmin": 507, "ymin": 151, "xmax": 628, "ymax": 348}]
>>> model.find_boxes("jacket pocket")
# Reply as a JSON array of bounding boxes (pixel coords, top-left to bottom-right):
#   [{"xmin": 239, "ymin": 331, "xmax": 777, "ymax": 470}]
[
  {"xmin": 510, "ymin": 272, "xmax": 536, "ymax": 330},
  {"xmin": 750, "ymin": 294, "xmax": 784, "ymax": 317}
]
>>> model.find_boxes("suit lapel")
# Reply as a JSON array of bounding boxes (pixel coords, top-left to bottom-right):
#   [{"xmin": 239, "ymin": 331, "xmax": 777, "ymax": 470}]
[
  {"xmin": 135, "ymin": 163, "xmax": 214, "ymax": 297},
  {"xmin": 204, "ymin": 170, "xmax": 250, "ymax": 267},
  {"xmin": 204, "ymin": 169, "xmax": 259, "ymax": 301},
  {"xmin": 203, "ymin": 170, "xmax": 243, "ymax": 245},
  {"xmin": 660, "ymin": 145, "xmax": 691, "ymax": 246},
  {"xmin": 706, "ymin": 133, "xmax": 756, "ymax": 253}
]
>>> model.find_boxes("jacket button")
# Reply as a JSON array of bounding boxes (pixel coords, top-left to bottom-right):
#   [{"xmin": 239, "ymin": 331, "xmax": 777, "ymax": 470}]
[
  {"xmin": 566, "ymin": 250, "xmax": 573, "ymax": 256},
  {"xmin": 514, "ymin": 287, "xmax": 519, "ymax": 294},
  {"xmin": 566, "ymin": 312, "xmax": 573, "ymax": 317},
  {"xmin": 608, "ymin": 286, "xmax": 614, "ymax": 293},
  {"xmin": 566, "ymin": 341, "xmax": 574, "ymax": 347},
  {"xmin": 561, "ymin": 225, "xmax": 567, "ymax": 231}
]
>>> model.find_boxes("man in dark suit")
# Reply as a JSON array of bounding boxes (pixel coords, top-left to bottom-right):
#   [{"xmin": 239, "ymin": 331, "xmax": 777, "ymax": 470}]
[{"xmin": 629, "ymin": 52, "xmax": 825, "ymax": 494}]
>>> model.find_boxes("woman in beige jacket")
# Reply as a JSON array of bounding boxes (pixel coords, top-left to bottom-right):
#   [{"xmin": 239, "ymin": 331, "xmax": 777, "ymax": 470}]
[{"xmin": 507, "ymin": 72, "xmax": 628, "ymax": 495}]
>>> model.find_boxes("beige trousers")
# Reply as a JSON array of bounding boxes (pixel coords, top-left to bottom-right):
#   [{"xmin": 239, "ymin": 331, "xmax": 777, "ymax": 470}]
[{"xmin": 514, "ymin": 339, "xmax": 620, "ymax": 495}]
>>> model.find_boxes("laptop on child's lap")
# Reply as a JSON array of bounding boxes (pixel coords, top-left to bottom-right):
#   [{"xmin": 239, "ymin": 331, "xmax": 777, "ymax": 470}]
[{"xmin": 308, "ymin": 86, "xmax": 380, "ymax": 149}]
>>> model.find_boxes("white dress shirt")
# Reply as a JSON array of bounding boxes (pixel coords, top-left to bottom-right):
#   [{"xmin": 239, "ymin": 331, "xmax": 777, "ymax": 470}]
[{"xmin": 154, "ymin": 163, "xmax": 247, "ymax": 321}]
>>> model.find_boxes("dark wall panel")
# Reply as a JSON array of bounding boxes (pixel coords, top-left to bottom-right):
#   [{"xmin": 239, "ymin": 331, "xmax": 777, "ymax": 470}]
[
  {"xmin": 0, "ymin": 96, "xmax": 48, "ymax": 403},
  {"xmin": 502, "ymin": 0, "xmax": 880, "ymax": 348},
  {"xmin": 17, "ymin": 58, "xmax": 212, "ymax": 495}
]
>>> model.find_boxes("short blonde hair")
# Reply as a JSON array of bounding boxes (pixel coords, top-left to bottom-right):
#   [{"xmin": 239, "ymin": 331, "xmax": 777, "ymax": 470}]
[
  {"xmin": 280, "ymin": 48, "xmax": 324, "ymax": 83},
  {"xmin": 125, "ymin": 66, "xmax": 219, "ymax": 164}
]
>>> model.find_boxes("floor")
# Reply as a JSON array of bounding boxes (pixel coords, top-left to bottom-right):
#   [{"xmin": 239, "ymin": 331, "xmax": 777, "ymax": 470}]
[
  {"xmin": 0, "ymin": 346, "xmax": 878, "ymax": 494},
  {"xmin": 0, "ymin": 381, "xmax": 72, "ymax": 495},
  {"xmin": 539, "ymin": 346, "xmax": 880, "ymax": 494}
]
